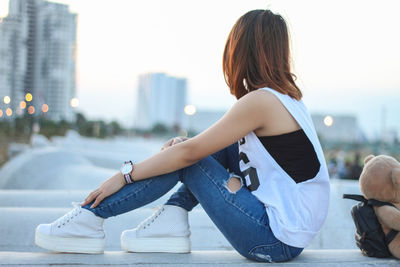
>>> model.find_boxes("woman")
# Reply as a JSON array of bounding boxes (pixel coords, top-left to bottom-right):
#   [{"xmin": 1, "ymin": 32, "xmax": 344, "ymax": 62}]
[{"xmin": 35, "ymin": 9, "xmax": 330, "ymax": 263}]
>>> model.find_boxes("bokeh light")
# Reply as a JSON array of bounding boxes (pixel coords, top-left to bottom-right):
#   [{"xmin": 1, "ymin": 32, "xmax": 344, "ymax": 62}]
[
  {"xmin": 6, "ymin": 108, "xmax": 12, "ymax": 116},
  {"xmin": 42, "ymin": 104, "xmax": 49, "ymax": 113},
  {"xmin": 19, "ymin": 101, "xmax": 26, "ymax": 109},
  {"xmin": 28, "ymin": 106, "xmax": 35, "ymax": 114},
  {"xmin": 324, "ymin": 115, "xmax": 334, "ymax": 127},
  {"xmin": 184, "ymin": 104, "xmax": 196, "ymax": 116},
  {"xmin": 0, "ymin": 109, "xmax": 3, "ymax": 118},
  {"xmin": 70, "ymin": 97, "xmax": 79, "ymax": 107},
  {"xmin": 25, "ymin": 93, "xmax": 33, "ymax": 102},
  {"xmin": 3, "ymin": 96, "xmax": 10, "ymax": 104}
]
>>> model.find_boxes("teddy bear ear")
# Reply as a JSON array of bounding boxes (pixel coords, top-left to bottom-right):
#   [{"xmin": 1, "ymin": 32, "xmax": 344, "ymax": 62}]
[
  {"xmin": 364, "ymin": 155, "xmax": 375, "ymax": 164},
  {"xmin": 392, "ymin": 168, "xmax": 400, "ymax": 189}
]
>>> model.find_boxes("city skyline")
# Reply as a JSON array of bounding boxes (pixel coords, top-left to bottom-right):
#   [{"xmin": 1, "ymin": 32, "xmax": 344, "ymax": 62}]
[
  {"xmin": 0, "ymin": 0, "xmax": 77, "ymax": 122},
  {"xmin": 0, "ymin": 0, "xmax": 399, "ymax": 139}
]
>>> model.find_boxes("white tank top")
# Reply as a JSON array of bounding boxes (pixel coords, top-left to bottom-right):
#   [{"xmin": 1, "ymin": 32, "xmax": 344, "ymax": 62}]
[{"xmin": 238, "ymin": 87, "xmax": 330, "ymax": 248}]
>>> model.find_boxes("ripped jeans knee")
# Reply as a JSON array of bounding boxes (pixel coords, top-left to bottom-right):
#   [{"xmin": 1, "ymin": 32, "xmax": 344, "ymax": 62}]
[{"xmin": 224, "ymin": 173, "xmax": 243, "ymax": 194}]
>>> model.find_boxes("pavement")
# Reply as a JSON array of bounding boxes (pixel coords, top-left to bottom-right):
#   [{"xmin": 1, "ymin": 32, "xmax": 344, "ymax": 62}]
[{"xmin": 1, "ymin": 250, "xmax": 399, "ymax": 266}]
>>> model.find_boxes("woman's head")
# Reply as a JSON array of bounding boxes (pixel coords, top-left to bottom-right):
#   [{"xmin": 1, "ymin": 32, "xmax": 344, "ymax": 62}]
[{"xmin": 223, "ymin": 9, "xmax": 301, "ymax": 100}]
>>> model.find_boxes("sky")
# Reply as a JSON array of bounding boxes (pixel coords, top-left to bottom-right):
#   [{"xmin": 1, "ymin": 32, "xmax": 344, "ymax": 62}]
[{"xmin": 0, "ymin": 0, "xmax": 399, "ymax": 138}]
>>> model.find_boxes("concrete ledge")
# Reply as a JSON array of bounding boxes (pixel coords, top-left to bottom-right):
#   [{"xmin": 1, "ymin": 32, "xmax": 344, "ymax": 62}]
[
  {"xmin": 0, "ymin": 207, "xmax": 230, "ymax": 252},
  {"xmin": 0, "ymin": 250, "xmax": 399, "ymax": 266}
]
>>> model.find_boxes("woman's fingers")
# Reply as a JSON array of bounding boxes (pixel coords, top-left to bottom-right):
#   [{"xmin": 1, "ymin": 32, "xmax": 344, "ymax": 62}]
[
  {"xmin": 81, "ymin": 189, "xmax": 100, "ymax": 206},
  {"xmin": 160, "ymin": 136, "xmax": 189, "ymax": 151},
  {"xmin": 90, "ymin": 193, "xmax": 105, "ymax": 208},
  {"xmin": 161, "ymin": 138, "xmax": 174, "ymax": 151},
  {"xmin": 171, "ymin": 137, "xmax": 182, "ymax": 145}
]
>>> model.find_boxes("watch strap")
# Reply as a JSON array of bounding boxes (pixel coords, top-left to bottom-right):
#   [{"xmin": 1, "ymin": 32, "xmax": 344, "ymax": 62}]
[
  {"xmin": 124, "ymin": 173, "xmax": 134, "ymax": 184},
  {"xmin": 123, "ymin": 161, "xmax": 134, "ymax": 184}
]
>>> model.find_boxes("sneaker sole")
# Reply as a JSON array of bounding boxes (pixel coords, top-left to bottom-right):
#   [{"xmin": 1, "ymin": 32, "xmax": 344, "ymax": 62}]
[
  {"xmin": 121, "ymin": 236, "xmax": 191, "ymax": 253},
  {"xmin": 35, "ymin": 228, "xmax": 105, "ymax": 254}
]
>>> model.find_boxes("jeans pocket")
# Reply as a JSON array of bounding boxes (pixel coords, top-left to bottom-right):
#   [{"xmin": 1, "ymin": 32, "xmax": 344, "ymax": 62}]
[{"xmin": 248, "ymin": 242, "xmax": 290, "ymax": 263}]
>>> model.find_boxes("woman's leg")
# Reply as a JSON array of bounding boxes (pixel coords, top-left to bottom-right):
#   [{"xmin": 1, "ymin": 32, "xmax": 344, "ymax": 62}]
[
  {"xmin": 113, "ymin": 143, "xmax": 243, "ymax": 253},
  {"xmin": 90, "ymin": 147, "xmax": 301, "ymax": 262},
  {"xmin": 177, "ymin": 156, "xmax": 303, "ymax": 262},
  {"xmin": 165, "ymin": 142, "xmax": 242, "ymax": 211},
  {"xmin": 82, "ymin": 170, "xmax": 180, "ymax": 218}
]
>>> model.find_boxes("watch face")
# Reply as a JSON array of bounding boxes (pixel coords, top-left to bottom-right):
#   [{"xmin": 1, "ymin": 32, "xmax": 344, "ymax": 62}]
[{"xmin": 121, "ymin": 163, "xmax": 133, "ymax": 174}]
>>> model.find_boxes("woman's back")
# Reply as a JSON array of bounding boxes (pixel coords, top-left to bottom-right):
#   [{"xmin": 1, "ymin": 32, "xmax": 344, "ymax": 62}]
[{"xmin": 238, "ymin": 87, "xmax": 330, "ymax": 248}]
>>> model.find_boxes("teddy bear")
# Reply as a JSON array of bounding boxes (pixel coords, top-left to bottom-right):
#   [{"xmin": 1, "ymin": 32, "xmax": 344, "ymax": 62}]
[{"xmin": 359, "ymin": 154, "xmax": 400, "ymax": 259}]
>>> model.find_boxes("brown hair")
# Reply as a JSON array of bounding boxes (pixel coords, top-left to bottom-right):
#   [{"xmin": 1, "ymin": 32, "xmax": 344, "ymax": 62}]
[{"xmin": 223, "ymin": 9, "xmax": 302, "ymax": 100}]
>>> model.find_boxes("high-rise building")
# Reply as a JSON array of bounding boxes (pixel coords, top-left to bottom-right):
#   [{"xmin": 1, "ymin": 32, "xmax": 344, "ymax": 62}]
[
  {"xmin": 0, "ymin": 3, "xmax": 27, "ymax": 115},
  {"xmin": 135, "ymin": 73, "xmax": 187, "ymax": 130},
  {"xmin": 0, "ymin": 0, "xmax": 77, "ymax": 121}
]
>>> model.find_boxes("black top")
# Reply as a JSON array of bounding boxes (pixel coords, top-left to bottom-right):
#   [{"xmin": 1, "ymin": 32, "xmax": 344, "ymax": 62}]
[{"xmin": 257, "ymin": 129, "xmax": 320, "ymax": 183}]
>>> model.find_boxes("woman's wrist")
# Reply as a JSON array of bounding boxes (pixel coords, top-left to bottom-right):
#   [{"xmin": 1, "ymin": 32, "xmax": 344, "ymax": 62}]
[
  {"xmin": 114, "ymin": 171, "xmax": 127, "ymax": 185},
  {"xmin": 120, "ymin": 161, "xmax": 135, "ymax": 184}
]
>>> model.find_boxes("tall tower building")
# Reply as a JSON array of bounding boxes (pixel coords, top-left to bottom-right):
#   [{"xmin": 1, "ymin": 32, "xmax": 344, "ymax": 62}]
[
  {"xmin": 0, "ymin": 0, "xmax": 27, "ymax": 115},
  {"xmin": 136, "ymin": 73, "xmax": 187, "ymax": 130},
  {"xmin": 0, "ymin": 0, "xmax": 77, "ymax": 121}
]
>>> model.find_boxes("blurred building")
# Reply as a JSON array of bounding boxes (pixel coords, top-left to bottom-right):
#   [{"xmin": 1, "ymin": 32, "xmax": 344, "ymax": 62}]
[
  {"xmin": 311, "ymin": 114, "xmax": 365, "ymax": 143},
  {"xmin": 0, "ymin": 5, "xmax": 27, "ymax": 114},
  {"xmin": 135, "ymin": 73, "xmax": 187, "ymax": 130},
  {"xmin": 188, "ymin": 110, "xmax": 226, "ymax": 134},
  {"xmin": 0, "ymin": 0, "xmax": 77, "ymax": 122}
]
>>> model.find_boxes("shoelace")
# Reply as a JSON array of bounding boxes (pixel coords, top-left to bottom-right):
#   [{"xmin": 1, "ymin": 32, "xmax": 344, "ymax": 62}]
[
  {"xmin": 137, "ymin": 206, "xmax": 165, "ymax": 230},
  {"xmin": 55, "ymin": 205, "xmax": 82, "ymax": 228}
]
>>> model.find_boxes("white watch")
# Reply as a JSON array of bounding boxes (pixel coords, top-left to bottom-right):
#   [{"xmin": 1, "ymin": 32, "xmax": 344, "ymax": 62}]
[{"xmin": 120, "ymin": 161, "xmax": 134, "ymax": 184}]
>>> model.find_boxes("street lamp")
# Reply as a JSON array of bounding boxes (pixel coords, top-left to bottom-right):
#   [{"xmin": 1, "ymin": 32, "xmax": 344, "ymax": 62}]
[
  {"xmin": 19, "ymin": 101, "xmax": 26, "ymax": 109},
  {"xmin": 184, "ymin": 104, "xmax": 196, "ymax": 135},
  {"xmin": 42, "ymin": 104, "xmax": 49, "ymax": 113},
  {"xmin": 3, "ymin": 96, "xmax": 10, "ymax": 104},
  {"xmin": 324, "ymin": 115, "xmax": 334, "ymax": 127},
  {"xmin": 25, "ymin": 93, "xmax": 33, "ymax": 102},
  {"xmin": 184, "ymin": 104, "xmax": 196, "ymax": 116},
  {"xmin": 5, "ymin": 108, "xmax": 12, "ymax": 117},
  {"xmin": 70, "ymin": 97, "xmax": 79, "ymax": 108},
  {"xmin": 28, "ymin": 106, "xmax": 35, "ymax": 115}
]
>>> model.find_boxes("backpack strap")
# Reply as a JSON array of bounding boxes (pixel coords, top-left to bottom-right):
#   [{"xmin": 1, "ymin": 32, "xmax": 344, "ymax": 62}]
[
  {"xmin": 343, "ymin": 194, "xmax": 367, "ymax": 202},
  {"xmin": 386, "ymin": 229, "xmax": 399, "ymax": 246},
  {"xmin": 368, "ymin": 199, "xmax": 396, "ymax": 208}
]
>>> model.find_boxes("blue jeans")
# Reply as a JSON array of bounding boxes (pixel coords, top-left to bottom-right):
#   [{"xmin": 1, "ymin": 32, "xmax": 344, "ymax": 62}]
[{"xmin": 82, "ymin": 143, "xmax": 303, "ymax": 262}]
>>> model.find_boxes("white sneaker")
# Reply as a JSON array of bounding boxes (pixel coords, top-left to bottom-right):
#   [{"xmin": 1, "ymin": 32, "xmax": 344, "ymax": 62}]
[
  {"xmin": 121, "ymin": 205, "xmax": 191, "ymax": 253},
  {"xmin": 35, "ymin": 205, "xmax": 105, "ymax": 254}
]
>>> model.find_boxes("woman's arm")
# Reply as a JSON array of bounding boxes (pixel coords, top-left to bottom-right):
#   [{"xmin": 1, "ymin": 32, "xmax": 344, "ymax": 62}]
[
  {"xmin": 82, "ymin": 90, "xmax": 271, "ymax": 208},
  {"xmin": 129, "ymin": 90, "xmax": 271, "ymax": 180}
]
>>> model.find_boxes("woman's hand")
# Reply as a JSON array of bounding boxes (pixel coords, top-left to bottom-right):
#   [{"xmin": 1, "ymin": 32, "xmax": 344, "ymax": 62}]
[
  {"xmin": 161, "ymin": 136, "xmax": 189, "ymax": 151},
  {"xmin": 81, "ymin": 172, "xmax": 126, "ymax": 208}
]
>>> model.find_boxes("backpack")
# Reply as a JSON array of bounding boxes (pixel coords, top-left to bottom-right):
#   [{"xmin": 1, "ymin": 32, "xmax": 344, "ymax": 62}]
[{"xmin": 343, "ymin": 194, "xmax": 399, "ymax": 258}]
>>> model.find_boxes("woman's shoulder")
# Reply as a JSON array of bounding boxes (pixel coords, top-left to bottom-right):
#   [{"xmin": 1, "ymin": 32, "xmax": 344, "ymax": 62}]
[
  {"xmin": 242, "ymin": 88, "xmax": 286, "ymax": 112},
  {"xmin": 244, "ymin": 88, "xmax": 302, "ymax": 136},
  {"xmin": 241, "ymin": 88, "xmax": 275, "ymax": 103}
]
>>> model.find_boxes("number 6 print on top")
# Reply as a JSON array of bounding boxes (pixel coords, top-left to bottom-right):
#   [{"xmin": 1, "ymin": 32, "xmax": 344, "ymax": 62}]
[{"xmin": 238, "ymin": 138, "xmax": 260, "ymax": 191}]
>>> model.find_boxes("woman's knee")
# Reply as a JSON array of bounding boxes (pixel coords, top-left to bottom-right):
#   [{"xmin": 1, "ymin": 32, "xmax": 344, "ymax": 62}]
[{"xmin": 226, "ymin": 176, "xmax": 241, "ymax": 193}]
